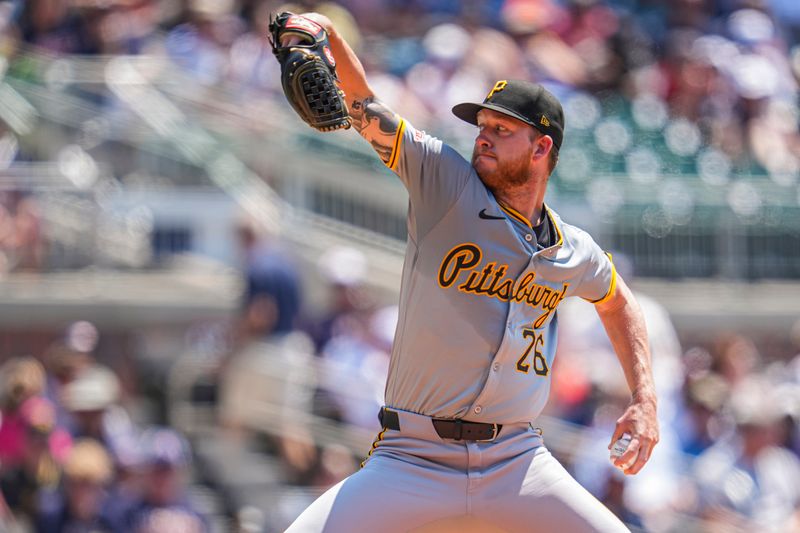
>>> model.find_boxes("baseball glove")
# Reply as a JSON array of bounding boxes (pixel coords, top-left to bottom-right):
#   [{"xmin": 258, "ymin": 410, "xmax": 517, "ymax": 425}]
[{"xmin": 268, "ymin": 12, "xmax": 351, "ymax": 132}]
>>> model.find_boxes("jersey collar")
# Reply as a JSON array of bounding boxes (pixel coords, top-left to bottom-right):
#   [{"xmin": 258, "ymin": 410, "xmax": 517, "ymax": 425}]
[
  {"xmin": 543, "ymin": 204, "xmax": 564, "ymax": 248},
  {"xmin": 495, "ymin": 201, "xmax": 564, "ymax": 250}
]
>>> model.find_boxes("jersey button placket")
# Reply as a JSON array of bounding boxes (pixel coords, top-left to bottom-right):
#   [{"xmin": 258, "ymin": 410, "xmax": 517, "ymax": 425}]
[{"xmin": 470, "ymin": 287, "xmax": 526, "ymax": 420}]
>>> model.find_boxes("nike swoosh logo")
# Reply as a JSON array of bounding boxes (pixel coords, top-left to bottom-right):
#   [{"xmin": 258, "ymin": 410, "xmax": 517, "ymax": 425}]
[{"xmin": 479, "ymin": 209, "xmax": 505, "ymax": 220}]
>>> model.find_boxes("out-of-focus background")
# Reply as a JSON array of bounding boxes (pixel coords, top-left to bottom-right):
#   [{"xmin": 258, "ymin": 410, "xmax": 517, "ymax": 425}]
[{"xmin": 0, "ymin": 0, "xmax": 799, "ymax": 531}]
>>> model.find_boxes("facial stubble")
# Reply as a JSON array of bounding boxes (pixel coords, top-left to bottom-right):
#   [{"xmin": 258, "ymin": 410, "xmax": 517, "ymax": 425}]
[{"xmin": 472, "ymin": 144, "xmax": 535, "ymax": 189}]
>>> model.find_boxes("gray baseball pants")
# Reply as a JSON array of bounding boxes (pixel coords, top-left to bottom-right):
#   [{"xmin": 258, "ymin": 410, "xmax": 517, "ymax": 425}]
[{"xmin": 286, "ymin": 408, "xmax": 630, "ymax": 533}]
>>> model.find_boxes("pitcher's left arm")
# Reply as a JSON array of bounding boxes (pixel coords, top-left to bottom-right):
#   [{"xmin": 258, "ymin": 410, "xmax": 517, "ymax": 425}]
[{"xmin": 595, "ymin": 275, "xmax": 659, "ymax": 475}]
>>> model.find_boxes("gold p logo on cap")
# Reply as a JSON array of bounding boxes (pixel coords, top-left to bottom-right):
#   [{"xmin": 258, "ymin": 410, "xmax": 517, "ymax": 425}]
[{"xmin": 486, "ymin": 80, "xmax": 507, "ymax": 100}]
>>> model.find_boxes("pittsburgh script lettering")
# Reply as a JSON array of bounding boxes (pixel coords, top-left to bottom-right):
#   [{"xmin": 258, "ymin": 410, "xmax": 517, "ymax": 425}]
[{"xmin": 438, "ymin": 243, "xmax": 568, "ymax": 329}]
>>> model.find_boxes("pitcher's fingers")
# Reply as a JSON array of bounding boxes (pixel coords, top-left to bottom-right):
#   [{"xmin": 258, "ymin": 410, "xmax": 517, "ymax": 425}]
[
  {"xmin": 624, "ymin": 440, "xmax": 653, "ymax": 475},
  {"xmin": 608, "ymin": 423, "xmax": 630, "ymax": 450},
  {"xmin": 281, "ymin": 35, "xmax": 303, "ymax": 46},
  {"xmin": 613, "ymin": 436, "xmax": 640, "ymax": 470}
]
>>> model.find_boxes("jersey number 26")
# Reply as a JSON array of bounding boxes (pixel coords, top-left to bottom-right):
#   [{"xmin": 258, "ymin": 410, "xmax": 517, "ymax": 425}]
[{"xmin": 516, "ymin": 328, "xmax": 549, "ymax": 376}]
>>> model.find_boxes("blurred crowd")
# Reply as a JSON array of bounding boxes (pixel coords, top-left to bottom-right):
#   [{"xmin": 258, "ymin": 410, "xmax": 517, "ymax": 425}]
[
  {"xmin": 0, "ymin": 0, "xmax": 799, "ymax": 185},
  {"xmin": 0, "ymin": 322, "xmax": 209, "ymax": 533}
]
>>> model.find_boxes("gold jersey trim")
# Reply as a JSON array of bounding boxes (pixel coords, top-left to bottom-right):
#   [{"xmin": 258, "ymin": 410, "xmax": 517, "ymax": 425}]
[
  {"xmin": 586, "ymin": 252, "xmax": 617, "ymax": 305},
  {"xmin": 360, "ymin": 426, "xmax": 388, "ymax": 469},
  {"xmin": 496, "ymin": 202, "xmax": 564, "ymax": 248},
  {"xmin": 386, "ymin": 118, "xmax": 406, "ymax": 171},
  {"xmin": 497, "ymin": 201, "xmax": 533, "ymax": 229},
  {"xmin": 545, "ymin": 205, "xmax": 564, "ymax": 247}
]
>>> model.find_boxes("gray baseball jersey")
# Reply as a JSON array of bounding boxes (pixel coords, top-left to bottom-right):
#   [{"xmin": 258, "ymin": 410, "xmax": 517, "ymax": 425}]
[
  {"xmin": 287, "ymin": 116, "xmax": 628, "ymax": 533},
  {"xmin": 384, "ymin": 118, "xmax": 616, "ymax": 425}
]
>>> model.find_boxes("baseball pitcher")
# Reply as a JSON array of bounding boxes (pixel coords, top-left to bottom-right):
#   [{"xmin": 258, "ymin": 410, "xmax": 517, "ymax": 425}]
[{"xmin": 271, "ymin": 12, "xmax": 659, "ymax": 533}]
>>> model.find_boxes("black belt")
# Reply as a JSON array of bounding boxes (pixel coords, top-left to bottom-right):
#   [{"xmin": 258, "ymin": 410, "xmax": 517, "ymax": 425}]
[{"xmin": 379, "ymin": 407, "xmax": 502, "ymax": 442}]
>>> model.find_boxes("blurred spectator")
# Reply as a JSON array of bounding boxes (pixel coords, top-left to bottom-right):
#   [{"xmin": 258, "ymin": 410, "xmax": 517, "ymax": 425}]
[
  {"xmin": 83, "ymin": 1, "xmax": 159, "ymax": 55},
  {"xmin": 62, "ymin": 320, "xmax": 100, "ymax": 356},
  {"xmin": 0, "ymin": 193, "xmax": 46, "ymax": 274},
  {"xmin": 309, "ymin": 442, "xmax": 357, "ymax": 490},
  {"xmin": 0, "ymin": 356, "xmax": 47, "ymax": 466},
  {"xmin": 316, "ymin": 305, "xmax": 394, "ymax": 428},
  {"xmin": 676, "ymin": 372, "xmax": 730, "ymax": 456},
  {"xmin": 774, "ymin": 379, "xmax": 800, "ymax": 458},
  {"xmin": 102, "ymin": 431, "xmax": 144, "ymax": 533},
  {"xmin": 8, "ymin": 195, "xmax": 45, "ymax": 272},
  {"xmin": 42, "ymin": 321, "xmax": 99, "ymax": 433},
  {"xmin": 35, "ymin": 438, "xmax": 114, "ymax": 533},
  {"xmin": 164, "ymin": 0, "xmax": 244, "ymax": 86},
  {"xmin": 0, "ymin": 396, "xmax": 70, "ymax": 524},
  {"xmin": 712, "ymin": 333, "xmax": 762, "ymax": 387},
  {"xmin": 235, "ymin": 218, "xmax": 302, "ymax": 339},
  {"xmin": 304, "ymin": 246, "xmax": 372, "ymax": 352},
  {"xmin": 125, "ymin": 427, "xmax": 208, "ymax": 533},
  {"xmin": 693, "ymin": 377, "xmax": 800, "ymax": 531},
  {"xmin": 220, "ymin": 331, "xmax": 318, "ymax": 484},
  {"xmin": 61, "ymin": 364, "xmax": 139, "ymax": 458},
  {"xmin": 227, "ymin": 0, "xmax": 282, "ymax": 96},
  {"xmin": 134, "ymin": 507, "xmax": 206, "ymax": 533},
  {"xmin": 218, "ymin": 219, "xmax": 316, "ymax": 482},
  {"xmin": 14, "ymin": 0, "xmax": 97, "ymax": 55}
]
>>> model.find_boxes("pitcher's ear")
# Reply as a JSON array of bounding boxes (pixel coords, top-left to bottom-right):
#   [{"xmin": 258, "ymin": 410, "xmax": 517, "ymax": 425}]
[{"xmin": 533, "ymin": 134, "xmax": 554, "ymax": 162}]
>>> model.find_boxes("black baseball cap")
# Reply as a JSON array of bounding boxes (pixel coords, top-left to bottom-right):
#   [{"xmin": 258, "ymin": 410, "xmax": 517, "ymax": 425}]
[{"xmin": 452, "ymin": 80, "xmax": 565, "ymax": 150}]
